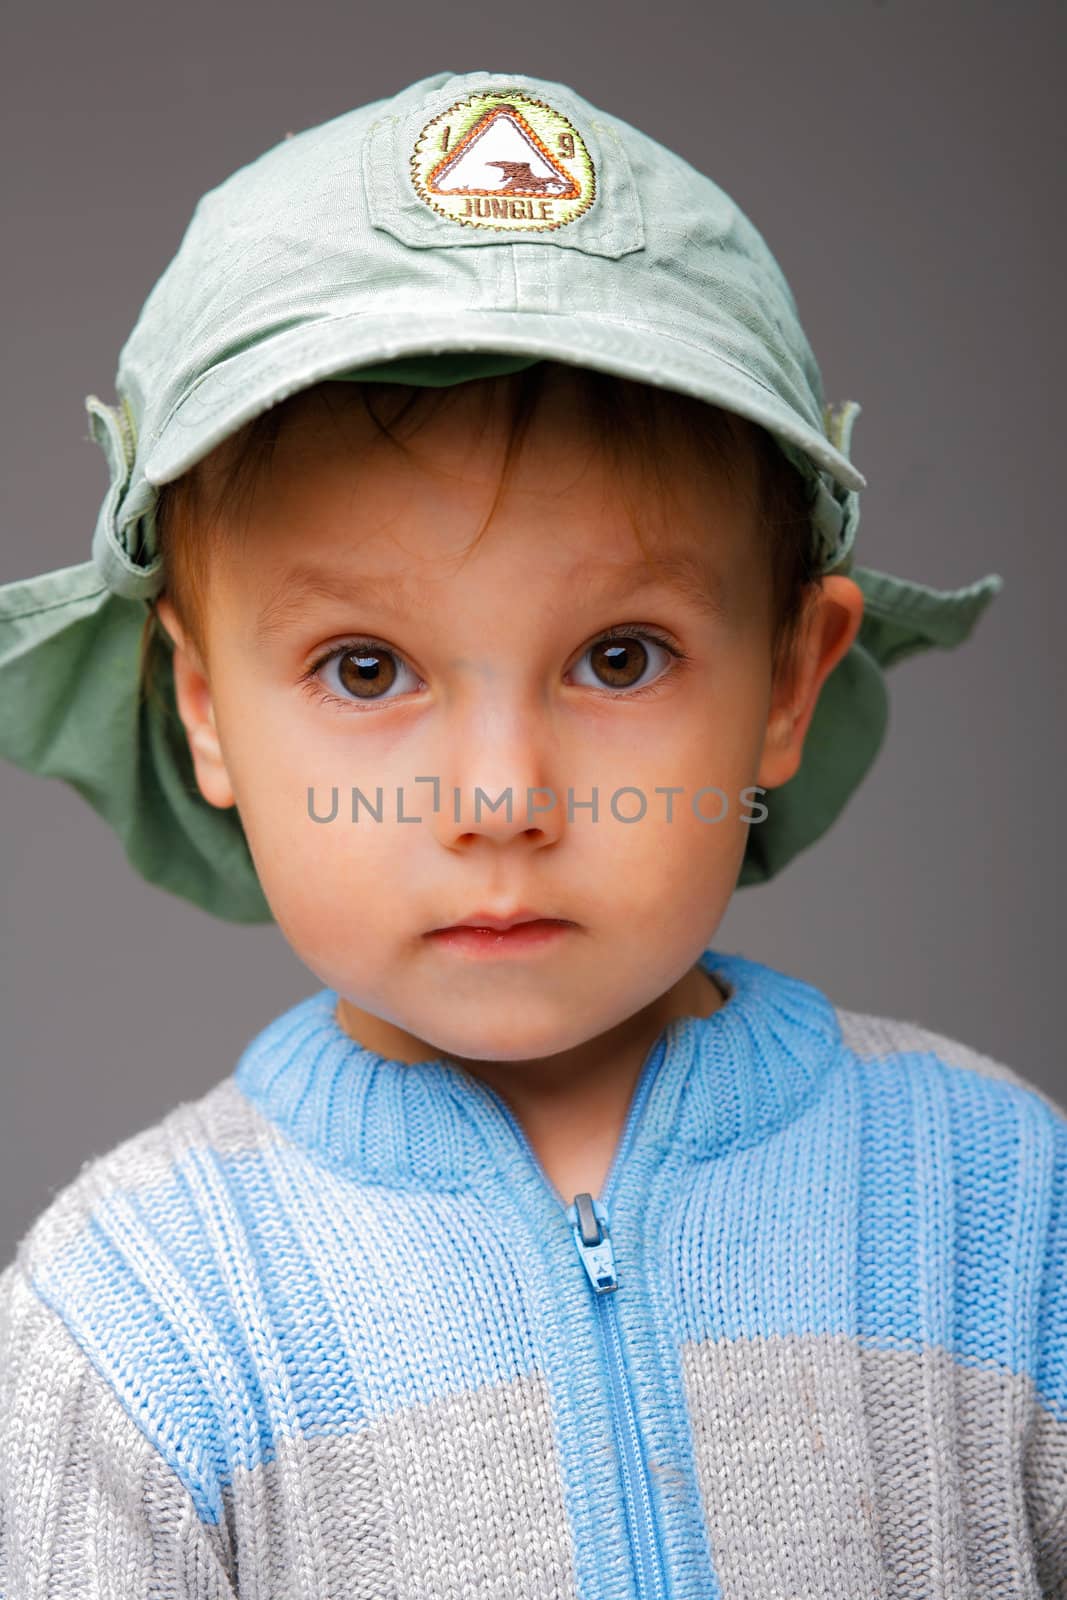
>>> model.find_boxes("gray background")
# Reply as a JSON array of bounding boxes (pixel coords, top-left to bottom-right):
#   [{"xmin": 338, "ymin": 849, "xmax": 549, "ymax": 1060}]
[{"xmin": 1, "ymin": 1, "xmax": 1062, "ymax": 1262}]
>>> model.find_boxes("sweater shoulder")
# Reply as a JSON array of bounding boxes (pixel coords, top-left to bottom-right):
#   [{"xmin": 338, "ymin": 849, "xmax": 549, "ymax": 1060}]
[
  {"xmin": 832, "ymin": 1003, "xmax": 1067, "ymax": 1124},
  {"xmin": 13, "ymin": 1074, "xmax": 278, "ymax": 1281},
  {"xmin": 831, "ymin": 1002, "xmax": 1067, "ymax": 1445}
]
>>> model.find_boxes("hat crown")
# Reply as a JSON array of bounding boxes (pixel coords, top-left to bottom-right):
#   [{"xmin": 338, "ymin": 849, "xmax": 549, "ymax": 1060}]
[
  {"xmin": 120, "ymin": 68, "xmax": 825, "ymax": 420},
  {"xmin": 88, "ymin": 67, "xmax": 860, "ymax": 603}
]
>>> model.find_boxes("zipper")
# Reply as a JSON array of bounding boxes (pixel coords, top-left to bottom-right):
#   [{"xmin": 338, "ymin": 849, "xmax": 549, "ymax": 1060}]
[{"xmin": 473, "ymin": 1032, "xmax": 671, "ymax": 1600}]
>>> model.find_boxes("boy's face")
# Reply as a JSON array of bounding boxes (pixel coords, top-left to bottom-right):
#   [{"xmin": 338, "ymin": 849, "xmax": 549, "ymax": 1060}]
[{"xmin": 157, "ymin": 371, "xmax": 861, "ymax": 1068}]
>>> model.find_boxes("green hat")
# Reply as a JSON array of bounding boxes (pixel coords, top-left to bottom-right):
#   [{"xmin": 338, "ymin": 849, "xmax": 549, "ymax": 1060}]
[{"xmin": 0, "ymin": 69, "xmax": 1001, "ymax": 922}]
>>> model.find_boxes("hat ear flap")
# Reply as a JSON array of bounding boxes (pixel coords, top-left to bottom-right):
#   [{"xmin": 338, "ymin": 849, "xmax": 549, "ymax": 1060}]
[
  {"xmin": 852, "ymin": 564, "xmax": 1004, "ymax": 669},
  {"xmin": 738, "ymin": 562, "xmax": 1004, "ymax": 886},
  {"xmin": 139, "ymin": 627, "xmax": 272, "ymax": 921},
  {"xmin": 0, "ymin": 563, "xmax": 272, "ymax": 923},
  {"xmin": 739, "ymin": 638, "xmax": 887, "ymax": 887}
]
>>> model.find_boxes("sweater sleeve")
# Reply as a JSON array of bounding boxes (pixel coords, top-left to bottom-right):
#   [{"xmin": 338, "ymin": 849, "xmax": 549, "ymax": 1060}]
[
  {"xmin": 0, "ymin": 1260, "xmax": 237, "ymax": 1600},
  {"xmin": 1025, "ymin": 1112, "xmax": 1067, "ymax": 1598}
]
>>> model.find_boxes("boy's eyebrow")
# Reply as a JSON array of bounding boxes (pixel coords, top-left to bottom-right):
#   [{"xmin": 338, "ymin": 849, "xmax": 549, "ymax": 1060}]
[
  {"xmin": 566, "ymin": 554, "xmax": 729, "ymax": 622},
  {"xmin": 252, "ymin": 551, "xmax": 728, "ymax": 644},
  {"xmin": 253, "ymin": 568, "xmax": 423, "ymax": 644}
]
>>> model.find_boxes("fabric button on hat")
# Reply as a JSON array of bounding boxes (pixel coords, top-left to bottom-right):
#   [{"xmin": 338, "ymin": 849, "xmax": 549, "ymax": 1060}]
[{"xmin": 0, "ymin": 69, "xmax": 1002, "ymax": 921}]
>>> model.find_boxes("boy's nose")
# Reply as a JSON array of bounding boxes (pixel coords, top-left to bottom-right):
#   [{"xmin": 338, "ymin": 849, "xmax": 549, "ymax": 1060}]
[{"xmin": 427, "ymin": 715, "xmax": 567, "ymax": 852}]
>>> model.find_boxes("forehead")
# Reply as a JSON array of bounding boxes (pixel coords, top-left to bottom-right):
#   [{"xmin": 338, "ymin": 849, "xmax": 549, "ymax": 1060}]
[
  {"xmin": 225, "ymin": 365, "xmax": 759, "ymax": 501},
  {"xmin": 204, "ymin": 367, "xmax": 763, "ymax": 618}
]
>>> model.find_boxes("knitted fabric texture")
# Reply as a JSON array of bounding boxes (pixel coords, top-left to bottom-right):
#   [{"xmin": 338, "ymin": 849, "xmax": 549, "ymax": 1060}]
[{"xmin": 1, "ymin": 947, "xmax": 1065, "ymax": 1598}]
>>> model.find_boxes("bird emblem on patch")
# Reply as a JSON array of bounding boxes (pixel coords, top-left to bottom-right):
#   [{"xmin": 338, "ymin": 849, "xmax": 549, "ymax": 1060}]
[{"xmin": 411, "ymin": 89, "xmax": 596, "ymax": 232}]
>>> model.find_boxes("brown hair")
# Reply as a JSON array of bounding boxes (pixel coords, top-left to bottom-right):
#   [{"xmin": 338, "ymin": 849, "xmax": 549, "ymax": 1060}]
[{"xmin": 140, "ymin": 363, "xmax": 821, "ymax": 703}]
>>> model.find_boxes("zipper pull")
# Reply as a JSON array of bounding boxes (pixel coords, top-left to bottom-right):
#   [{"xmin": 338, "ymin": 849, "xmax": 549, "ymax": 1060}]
[{"xmin": 569, "ymin": 1192, "xmax": 619, "ymax": 1294}]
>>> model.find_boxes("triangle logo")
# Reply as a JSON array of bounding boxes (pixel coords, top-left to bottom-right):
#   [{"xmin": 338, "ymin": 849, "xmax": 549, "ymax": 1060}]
[
  {"xmin": 427, "ymin": 105, "xmax": 580, "ymax": 199},
  {"xmin": 411, "ymin": 89, "xmax": 596, "ymax": 233}
]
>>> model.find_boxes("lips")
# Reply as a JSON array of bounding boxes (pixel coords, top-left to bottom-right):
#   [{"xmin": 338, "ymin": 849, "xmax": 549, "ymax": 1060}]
[
  {"xmin": 433, "ymin": 909, "xmax": 564, "ymax": 933},
  {"xmin": 425, "ymin": 916, "xmax": 574, "ymax": 956}
]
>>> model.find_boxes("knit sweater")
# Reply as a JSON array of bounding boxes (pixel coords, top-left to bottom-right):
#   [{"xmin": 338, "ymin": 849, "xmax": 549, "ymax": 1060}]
[{"xmin": 1, "ymin": 946, "xmax": 1064, "ymax": 1600}]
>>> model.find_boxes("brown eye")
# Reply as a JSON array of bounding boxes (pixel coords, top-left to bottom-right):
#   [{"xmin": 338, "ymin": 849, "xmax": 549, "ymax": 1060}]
[
  {"xmin": 306, "ymin": 638, "xmax": 420, "ymax": 710},
  {"xmin": 336, "ymin": 646, "xmax": 399, "ymax": 699},
  {"xmin": 590, "ymin": 636, "xmax": 650, "ymax": 688},
  {"xmin": 572, "ymin": 630, "xmax": 679, "ymax": 694}
]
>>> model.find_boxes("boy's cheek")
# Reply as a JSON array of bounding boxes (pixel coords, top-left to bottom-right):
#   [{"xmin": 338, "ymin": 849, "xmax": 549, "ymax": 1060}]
[{"xmin": 236, "ymin": 791, "xmax": 402, "ymax": 922}]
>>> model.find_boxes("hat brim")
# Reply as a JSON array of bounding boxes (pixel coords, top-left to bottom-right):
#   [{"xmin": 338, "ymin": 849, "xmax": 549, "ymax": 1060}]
[{"xmin": 141, "ymin": 309, "xmax": 867, "ymax": 496}]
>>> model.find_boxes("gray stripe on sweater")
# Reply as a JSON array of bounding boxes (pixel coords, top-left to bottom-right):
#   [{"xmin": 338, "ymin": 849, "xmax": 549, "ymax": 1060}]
[
  {"xmin": 681, "ymin": 1329, "xmax": 1055, "ymax": 1598},
  {"xmin": 1026, "ymin": 1402, "xmax": 1067, "ymax": 1596},
  {"xmin": 219, "ymin": 1371, "xmax": 578, "ymax": 1600}
]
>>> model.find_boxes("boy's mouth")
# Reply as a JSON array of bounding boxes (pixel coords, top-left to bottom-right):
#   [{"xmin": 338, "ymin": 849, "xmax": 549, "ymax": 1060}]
[
  {"xmin": 425, "ymin": 910, "xmax": 576, "ymax": 955},
  {"xmin": 432, "ymin": 909, "xmax": 562, "ymax": 932}
]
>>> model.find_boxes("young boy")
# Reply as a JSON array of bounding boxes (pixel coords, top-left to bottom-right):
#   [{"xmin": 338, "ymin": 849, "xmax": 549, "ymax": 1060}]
[{"xmin": 0, "ymin": 69, "xmax": 1062, "ymax": 1599}]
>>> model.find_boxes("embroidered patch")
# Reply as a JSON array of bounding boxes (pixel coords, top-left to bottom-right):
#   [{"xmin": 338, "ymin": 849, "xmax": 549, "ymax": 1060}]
[{"xmin": 411, "ymin": 89, "xmax": 596, "ymax": 233}]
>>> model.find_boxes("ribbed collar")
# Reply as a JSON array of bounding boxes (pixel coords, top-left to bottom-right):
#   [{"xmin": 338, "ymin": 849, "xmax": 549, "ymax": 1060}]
[{"xmin": 233, "ymin": 948, "xmax": 844, "ymax": 1188}]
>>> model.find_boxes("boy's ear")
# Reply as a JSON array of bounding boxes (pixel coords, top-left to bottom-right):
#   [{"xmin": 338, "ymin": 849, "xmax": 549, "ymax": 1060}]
[
  {"xmin": 152, "ymin": 597, "xmax": 236, "ymax": 810},
  {"xmin": 757, "ymin": 576, "xmax": 865, "ymax": 791}
]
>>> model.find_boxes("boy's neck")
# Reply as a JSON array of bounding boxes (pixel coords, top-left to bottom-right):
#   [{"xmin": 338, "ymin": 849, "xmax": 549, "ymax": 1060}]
[
  {"xmin": 336, "ymin": 962, "xmax": 726, "ymax": 1204},
  {"xmin": 469, "ymin": 962, "xmax": 726, "ymax": 1203}
]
